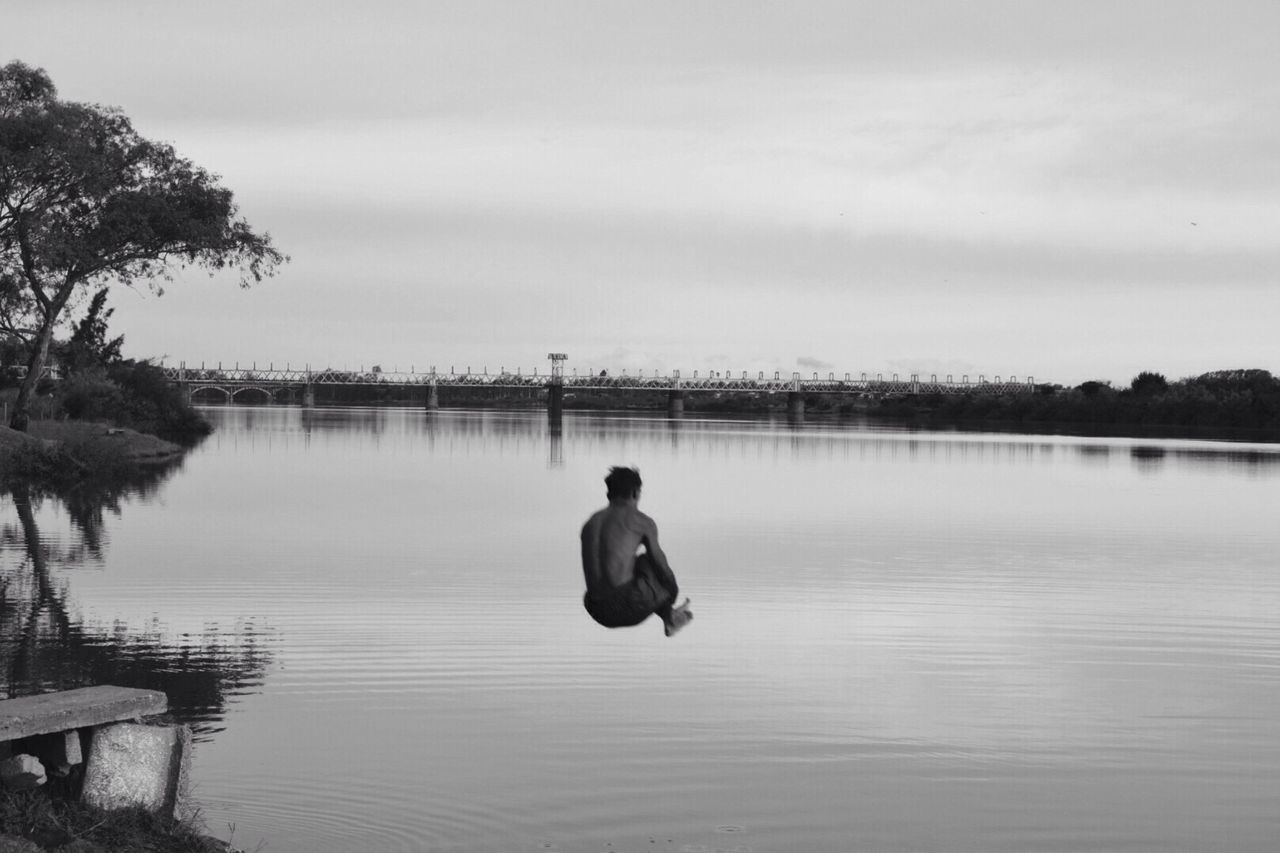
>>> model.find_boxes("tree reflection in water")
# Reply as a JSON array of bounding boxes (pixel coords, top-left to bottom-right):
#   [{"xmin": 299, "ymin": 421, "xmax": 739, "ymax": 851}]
[{"xmin": 0, "ymin": 460, "xmax": 271, "ymax": 741}]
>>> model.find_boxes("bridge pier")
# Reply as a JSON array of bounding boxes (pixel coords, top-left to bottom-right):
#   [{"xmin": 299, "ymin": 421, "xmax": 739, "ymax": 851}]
[
  {"xmin": 787, "ymin": 391, "xmax": 805, "ymax": 418},
  {"xmin": 303, "ymin": 385, "xmax": 315, "ymax": 408},
  {"xmin": 667, "ymin": 389, "xmax": 684, "ymax": 417},
  {"xmin": 426, "ymin": 382, "xmax": 439, "ymax": 410},
  {"xmin": 546, "ymin": 383, "xmax": 564, "ymax": 420},
  {"xmin": 547, "ymin": 418, "xmax": 563, "ymax": 468}
]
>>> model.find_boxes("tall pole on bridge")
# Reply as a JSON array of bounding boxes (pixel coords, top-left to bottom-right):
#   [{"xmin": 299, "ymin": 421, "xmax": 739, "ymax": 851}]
[
  {"xmin": 787, "ymin": 372, "xmax": 805, "ymax": 418},
  {"xmin": 426, "ymin": 367, "xmax": 439, "ymax": 410},
  {"xmin": 546, "ymin": 352, "xmax": 567, "ymax": 421},
  {"xmin": 303, "ymin": 366, "xmax": 315, "ymax": 408},
  {"xmin": 668, "ymin": 371, "xmax": 684, "ymax": 417}
]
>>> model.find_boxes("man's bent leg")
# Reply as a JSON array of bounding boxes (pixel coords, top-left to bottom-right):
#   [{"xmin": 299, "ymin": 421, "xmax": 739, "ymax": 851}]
[{"xmin": 633, "ymin": 554, "xmax": 680, "ymax": 625}]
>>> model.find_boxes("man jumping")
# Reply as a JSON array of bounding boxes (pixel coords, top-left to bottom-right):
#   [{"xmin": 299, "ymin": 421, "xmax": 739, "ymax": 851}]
[{"xmin": 581, "ymin": 467, "xmax": 693, "ymax": 637}]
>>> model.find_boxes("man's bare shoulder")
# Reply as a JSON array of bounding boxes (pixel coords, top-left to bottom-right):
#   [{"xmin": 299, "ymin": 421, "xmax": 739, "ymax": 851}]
[
  {"xmin": 581, "ymin": 508, "xmax": 609, "ymax": 536},
  {"xmin": 632, "ymin": 508, "xmax": 659, "ymax": 533}
]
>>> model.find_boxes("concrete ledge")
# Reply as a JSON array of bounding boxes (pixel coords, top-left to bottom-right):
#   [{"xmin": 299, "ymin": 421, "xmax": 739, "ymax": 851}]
[
  {"xmin": 82, "ymin": 723, "xmax": 191, "ymax": 817},
  {"xmin": 0, "ymin": 687, "xmax": 168, "ymax": 742}
]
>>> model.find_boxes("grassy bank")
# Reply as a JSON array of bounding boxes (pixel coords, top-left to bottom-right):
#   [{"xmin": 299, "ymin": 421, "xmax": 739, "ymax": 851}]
[
  {"xmin": 0, "ymin": 788, "xmax": 243, "ymax": 853},
  {"xmin": 0, "ymin": 420, "xmax": 184, "ymax": 486}
]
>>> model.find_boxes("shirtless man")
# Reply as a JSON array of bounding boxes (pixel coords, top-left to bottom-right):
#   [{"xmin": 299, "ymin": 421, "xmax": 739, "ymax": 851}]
[{"xmin": 581, "ymin": 467, "xmax": 693, "ymax": 637}]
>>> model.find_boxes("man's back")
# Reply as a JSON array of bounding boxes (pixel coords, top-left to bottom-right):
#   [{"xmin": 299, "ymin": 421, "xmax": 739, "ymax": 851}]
[{"xmin": 581, "ymin": 503, "xmax": 653, "ymax": 593}]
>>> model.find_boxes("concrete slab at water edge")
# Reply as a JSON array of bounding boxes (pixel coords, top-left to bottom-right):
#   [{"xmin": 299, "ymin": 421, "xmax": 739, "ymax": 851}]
[
  {"xmin": 0, "ymin": 687, "xmax": 167, "ymax": 741},
  {"xmin": 81, "ymin": 723, "xmax": 191, "ymax": 818}
]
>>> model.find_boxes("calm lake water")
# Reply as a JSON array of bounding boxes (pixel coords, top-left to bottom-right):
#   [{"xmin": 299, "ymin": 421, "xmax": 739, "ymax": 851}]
[{"xmin": 3, "ymin": 406, "xmax": 1279, "ymax": 852}]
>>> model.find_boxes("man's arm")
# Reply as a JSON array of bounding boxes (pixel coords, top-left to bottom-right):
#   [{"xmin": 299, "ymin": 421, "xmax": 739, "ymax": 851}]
[
  {"xmin": 581, "ymin": 519, "xmax": 601, "ymax": 588},
  {"xmin": 640, "ymin": 514, "xmax": 678, "ymax": 593}
]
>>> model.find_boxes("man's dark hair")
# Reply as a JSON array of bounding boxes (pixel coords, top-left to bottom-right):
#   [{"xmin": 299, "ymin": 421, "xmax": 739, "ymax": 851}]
[{"xmin": 605, "ymin": 466, "xmax": 642, "ymax": 500}]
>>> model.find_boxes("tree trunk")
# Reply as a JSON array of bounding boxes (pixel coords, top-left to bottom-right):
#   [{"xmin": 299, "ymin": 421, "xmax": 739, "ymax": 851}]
[
  {"xmin": 10, "ymin": 483, "xmax": 75, "ymax": 687},
  {"xmin": 8, "ymin": 314, "xmax": 56, "ymax": 432}
]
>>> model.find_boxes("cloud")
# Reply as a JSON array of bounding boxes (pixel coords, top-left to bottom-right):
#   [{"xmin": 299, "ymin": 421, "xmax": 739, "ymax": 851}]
[
  {"xmin": 884, "ymin": 358, "xmax": 982, "ymax": 381},
  {"xmin": 19, "ymin": 0, "xmax": 1278, "ymax": 386}
]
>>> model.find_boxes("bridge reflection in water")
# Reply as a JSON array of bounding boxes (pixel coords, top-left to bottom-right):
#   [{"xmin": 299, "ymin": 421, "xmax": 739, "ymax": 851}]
[
  {"xmin": 202, "ymin": 407, "xmax": 1280, "ymax": 475},
  {"xmin": 162, "ymin": 362, "xmax": 1039, "ymax": 416}
]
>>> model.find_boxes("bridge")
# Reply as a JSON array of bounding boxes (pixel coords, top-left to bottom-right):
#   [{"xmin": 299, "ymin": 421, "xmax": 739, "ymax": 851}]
[{"xmin": 160, "ymin": 355, "xmax": 1039, "ymax": 417}]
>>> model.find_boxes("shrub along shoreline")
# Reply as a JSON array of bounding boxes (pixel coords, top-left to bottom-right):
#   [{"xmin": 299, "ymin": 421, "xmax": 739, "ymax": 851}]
[{"xmin": 1, "ymin": 355, "xmax": 210, "ymax": 486}]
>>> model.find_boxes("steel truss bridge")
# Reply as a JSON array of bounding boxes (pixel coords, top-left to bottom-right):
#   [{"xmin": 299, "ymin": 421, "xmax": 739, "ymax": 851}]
[{"xmin": 160, "ymin": 360, "xmax": 1038, "ymax": 406}]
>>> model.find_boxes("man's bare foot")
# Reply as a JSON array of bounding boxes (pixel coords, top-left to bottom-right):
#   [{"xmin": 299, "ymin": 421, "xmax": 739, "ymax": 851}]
[{"xmin": 664, "ymin": 599, "xmax": 693, "ymax": 637}]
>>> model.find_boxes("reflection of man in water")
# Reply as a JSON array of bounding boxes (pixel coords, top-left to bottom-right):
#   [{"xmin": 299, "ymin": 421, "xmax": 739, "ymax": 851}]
[{"xmin": 581, "ymin": 467, "xmax": 693, "ymax": 637}]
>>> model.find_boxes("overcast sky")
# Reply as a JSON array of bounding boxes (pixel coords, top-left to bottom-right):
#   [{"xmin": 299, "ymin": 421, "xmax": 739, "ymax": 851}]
[{"xmin": 6, "ymin": 1, "xmax": 1279, "ymax": 385}]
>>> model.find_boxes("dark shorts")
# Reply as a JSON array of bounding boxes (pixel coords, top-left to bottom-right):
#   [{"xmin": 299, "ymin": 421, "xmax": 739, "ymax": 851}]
[{"xmin": 583, "ymin": 555, "xmax": 675, "ymax": 628}]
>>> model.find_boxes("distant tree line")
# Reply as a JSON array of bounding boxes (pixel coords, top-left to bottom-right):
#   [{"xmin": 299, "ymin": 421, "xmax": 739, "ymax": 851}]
[{"xmin": 874, "ymin": 369, "xmax": 1280, "ymax": 431}]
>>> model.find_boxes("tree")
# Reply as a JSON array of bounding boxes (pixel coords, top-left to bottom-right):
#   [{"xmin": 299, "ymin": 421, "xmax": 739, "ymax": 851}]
[
  {"xmin": 62, "ymin": 287, "xmax": 124, "ymax": 372},
  {"xmin": 1129, "ymin": 371, "xmax": 1169, "ymax": 397},
  {"xmin": 1, "ymin": 60, "xmax": 285, "ymax": 431}
]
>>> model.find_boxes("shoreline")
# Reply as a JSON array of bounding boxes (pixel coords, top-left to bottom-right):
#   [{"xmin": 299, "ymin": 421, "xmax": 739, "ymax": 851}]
[
  {"xmin": 0, "ymin": 421, "xmax": 187, "ymax": 487},
  {"xmin": 220, "ymin": 368, "xmax": 1280, "ymax": 441}
]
